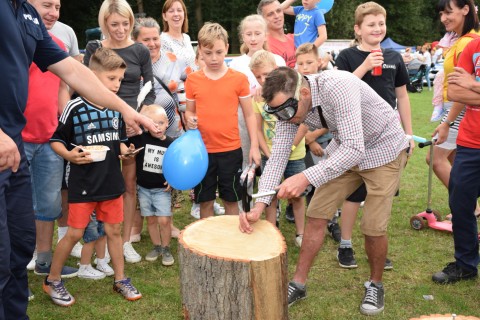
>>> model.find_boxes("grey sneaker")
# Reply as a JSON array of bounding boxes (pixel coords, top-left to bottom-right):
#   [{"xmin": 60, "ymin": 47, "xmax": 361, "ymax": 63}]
[
  {"xmin": 145, "ymin": 246, "xmax": 162, "ymax": 262},
  {"xmin": 113, "ymin": 278, "xmax": 142, "ymax": 301},
  {"xmin": 35, "ymin": 263, "xmax": 78, "ymax": 278},
  {"xmin": 162, "ymin": 246, "xmax": 175, "ymax": 266},
  {"xmin": 360, "ymin": 281, "xmax": 384, "ymax": 316}
]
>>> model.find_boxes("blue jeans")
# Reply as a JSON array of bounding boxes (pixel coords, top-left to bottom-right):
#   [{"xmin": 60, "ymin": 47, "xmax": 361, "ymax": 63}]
[
  {"xmin": 449, "ymin": 145, "xmax": 480, "ymax": 272},
  {"xmin": 137, "ymin": 186, "xmax": 172, "ymax": 217},
  {"xmin": 0, "ymin": 139, "xmax": 35, "ymax": 319},
  {"xmin": 24, "ymin": 142, "xmax": 63, "ymax": 221},
  {"xmin": 83, "ymin": 212, "xmax": 105, "ymax": 243},
  {"xmin": 261, "ymin": 157, "xmax": 306, "ymax": 179}
]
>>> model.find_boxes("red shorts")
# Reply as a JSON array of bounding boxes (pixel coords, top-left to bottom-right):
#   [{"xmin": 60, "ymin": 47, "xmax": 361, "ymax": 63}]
[{"xmin": 68, "ymin": 197, "xmax": 124, "ymax": 229}]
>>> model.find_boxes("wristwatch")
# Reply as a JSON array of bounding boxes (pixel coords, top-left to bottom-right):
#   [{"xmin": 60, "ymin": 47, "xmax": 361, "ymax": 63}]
[{"xmin": 445, "ymin": 121, "xmax": 455, "ymax": 127}]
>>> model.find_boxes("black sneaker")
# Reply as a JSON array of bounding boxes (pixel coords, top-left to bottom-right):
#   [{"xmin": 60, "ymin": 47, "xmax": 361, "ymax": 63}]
[
  {"xmin": 337, "ymin": 247, "xmax": 358, "ymax": 269},
  {"xmin": 327, "ymin": 222, "xmax": 341, "ymax": 242},
  {"xmin": 360, "ymin": 281, "xmax": 384, "ymax": 316},
  {"xmin": 432, "ymin": 262, "xmax": 478, "ymax": 284},
  {"xmin": 285, "ymin": 204, "xmax": 295, "ymax": 223},
  {"xmin": 287, "ymin": 281, "xmax": 306, "ymax": 307},
  {"xmin": 384, "ymin": 258, "xmax": 393, "ymax": 271}
]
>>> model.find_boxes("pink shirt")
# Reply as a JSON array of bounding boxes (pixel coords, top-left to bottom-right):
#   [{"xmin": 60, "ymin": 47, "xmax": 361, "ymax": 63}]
[
  {"xmin": 267, "ymin": 34, "xmax": 296, "ymax": 68},
  {"xmin": 22, "ymin": 33, "xmax": 66, "ymax": 143}
]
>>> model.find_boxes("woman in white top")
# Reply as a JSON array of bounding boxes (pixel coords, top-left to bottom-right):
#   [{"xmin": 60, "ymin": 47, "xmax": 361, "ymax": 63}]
[
  {"xmin": 160, "ymin": 0, "xmax": 197, "ymax": 72},
  {"xmin": 229, "ymin": 14, "xmax": 286, "ymax": 168}
]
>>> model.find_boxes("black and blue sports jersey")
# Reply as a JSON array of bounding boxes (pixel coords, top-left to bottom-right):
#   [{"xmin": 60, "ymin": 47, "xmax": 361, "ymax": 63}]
[{"xmin": 51, "ymin": 97, "xmax": 127, "ymax": 203}]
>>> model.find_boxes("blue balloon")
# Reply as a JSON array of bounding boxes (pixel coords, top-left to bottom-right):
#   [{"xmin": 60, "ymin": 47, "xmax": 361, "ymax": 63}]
[
  {"xmin": 163, "ymin": 129, "xmax": 208, "ymax": 190},
  {"xmin": 316, "ymin": 0, "xmax": 334, "ymax": 14}
]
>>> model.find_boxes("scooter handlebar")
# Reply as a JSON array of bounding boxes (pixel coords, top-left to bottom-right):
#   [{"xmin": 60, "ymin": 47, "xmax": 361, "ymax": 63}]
[{"xmin": 418, "ymin": 141, "xmax": 433, "ymax": 148}]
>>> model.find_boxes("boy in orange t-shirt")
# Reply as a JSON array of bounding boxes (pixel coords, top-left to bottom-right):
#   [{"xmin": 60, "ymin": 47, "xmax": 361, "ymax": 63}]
[{"xmin": 185, "ymin": 22, "xmax": 260, "ymax": 218}]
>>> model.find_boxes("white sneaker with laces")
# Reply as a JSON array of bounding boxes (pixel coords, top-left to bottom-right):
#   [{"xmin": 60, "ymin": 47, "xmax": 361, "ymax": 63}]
[
  {"xmin": 78, "ymin": 264, "xmax": 106, "ymax": 280},
  {"xmin": 96, "ymin": 262, "xmax": 114, "ymax": 276},
  {"xmin": 70, "ymin": 242, "xmax": 83, "ymax": 259},
  {"xmin": 123, "ymin": 242, "xmax": 141, "ymax": 263},
  {"xmin": 27, "ymin": 248, "xmax": 37, "ymax": 271}
]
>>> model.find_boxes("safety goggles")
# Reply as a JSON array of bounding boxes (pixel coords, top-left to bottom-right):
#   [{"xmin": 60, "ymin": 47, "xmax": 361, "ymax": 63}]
[
  {"xmin": 263, "ymin": 72, "xmax": 303, "ymax": 121},
  {"xmin": 263, "ymin": 98, "xmax": 298, "ymax": 121}
]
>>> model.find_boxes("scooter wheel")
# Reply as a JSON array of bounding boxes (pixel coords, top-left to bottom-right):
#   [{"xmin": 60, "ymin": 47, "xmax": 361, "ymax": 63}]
[
  {"xmin": 410, "ymin": 216, "xmax": 425, "ymax": 230},
  {"xmin": 432, "ymin": 210, "xmax": 442, "ymax": 221}
]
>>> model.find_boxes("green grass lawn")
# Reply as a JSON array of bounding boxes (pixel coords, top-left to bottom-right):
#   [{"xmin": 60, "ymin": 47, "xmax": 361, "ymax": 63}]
[{"xmin": 27, "ymin": 89, "xmax": 480, "ymax": 319}]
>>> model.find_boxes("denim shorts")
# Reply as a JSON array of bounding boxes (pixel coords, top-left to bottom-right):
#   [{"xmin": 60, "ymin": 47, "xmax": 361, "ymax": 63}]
[
  {"xmin": 83, "ymin": 212, "xmax": 105, "ymax": 243},
  {"xmin": 261, "ymin": 157, "xmax": 306, "ymax": 180},
  {"xmin": 137, "ymin": 185, "xmax": 172, "ymax": 217},
  {"xmin": 24, "ymin": 142, "xmax": 63, "ymax": 221}
]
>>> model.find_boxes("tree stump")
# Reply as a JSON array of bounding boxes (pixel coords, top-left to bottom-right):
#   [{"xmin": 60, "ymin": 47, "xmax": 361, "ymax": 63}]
[{"xmin": 178, "ymin": 215, "xmax": 288, "ymax": 320}]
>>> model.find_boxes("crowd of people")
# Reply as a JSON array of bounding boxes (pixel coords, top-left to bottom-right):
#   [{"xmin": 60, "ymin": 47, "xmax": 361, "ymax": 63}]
[{"xmin": 1, "ymin": 0, "xmax": 479, "ymax": 318}]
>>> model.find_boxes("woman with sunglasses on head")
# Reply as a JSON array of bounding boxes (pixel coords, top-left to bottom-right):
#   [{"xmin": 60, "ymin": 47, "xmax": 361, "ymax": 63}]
[{"xmin": 239, "ymin": 66, "xmax": 410, "ymax": 316}]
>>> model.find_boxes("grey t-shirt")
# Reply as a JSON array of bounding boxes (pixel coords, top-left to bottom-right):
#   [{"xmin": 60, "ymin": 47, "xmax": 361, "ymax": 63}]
[{"xmin": 50, "ymin": 21, "xmax": 80, "ymax": 58}]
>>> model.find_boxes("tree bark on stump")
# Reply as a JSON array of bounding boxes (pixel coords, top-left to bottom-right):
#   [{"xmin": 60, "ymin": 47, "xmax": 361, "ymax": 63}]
[{"xmin": 178, "ymin": 216, "xmax": 288, "ymax": 320}]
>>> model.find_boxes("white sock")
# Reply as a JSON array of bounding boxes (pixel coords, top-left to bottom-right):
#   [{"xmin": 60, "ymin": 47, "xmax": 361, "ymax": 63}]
[
  {"xmin": 96, "ymin": 258, "xmax": 106, "ymax": 266},
  {"xmin": 57, "ymin": 226, "xmax": 68, "ymax": 240}
]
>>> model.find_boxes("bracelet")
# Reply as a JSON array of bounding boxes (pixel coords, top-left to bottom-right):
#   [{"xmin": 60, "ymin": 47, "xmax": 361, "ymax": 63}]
[{"xmin": 405, "ymin": 134, "xmax": 413, "ymax": 140}]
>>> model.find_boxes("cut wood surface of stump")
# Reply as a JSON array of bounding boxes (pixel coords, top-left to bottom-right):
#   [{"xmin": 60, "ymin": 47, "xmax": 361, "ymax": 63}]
[{"xmin": 178, "ymin": 215, "xmax": 288, "ymax": 320}]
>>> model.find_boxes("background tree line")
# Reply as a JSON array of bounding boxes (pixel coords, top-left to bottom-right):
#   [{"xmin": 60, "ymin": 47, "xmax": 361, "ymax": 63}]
[{"xmin": 60, "ymin": 0, "xmax": 448, "ymax": 52}]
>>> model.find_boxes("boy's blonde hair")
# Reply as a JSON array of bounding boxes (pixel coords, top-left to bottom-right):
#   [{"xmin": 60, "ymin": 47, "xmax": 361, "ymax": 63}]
[
  {"xmin": 140, "ymin": 104, "xmax": 168, "ymax": 120},
  {"xmin": 354, "ymin": 2, "xmax": 386, "ymax": 27},
  {"xmin": 238, "ymin": 14, "xmax": 268, "ymax": 55},
  {"xmin": 249, "ymin": 49, "xmax": 276, "ymax": 71},
  {"xmin": 98, "ymin": 0, "xmax": 135, "ymax": 40},
  {"xmin": 295, "ymin": 43, "xmax": 319, "ymax": 59},
  {"xmin": 89, "ymin": 47, "xmax": 127, "ymax": 72},
  {"xmin": 197, "ymin": 22, "xmax": 228, "ymax": 49}
]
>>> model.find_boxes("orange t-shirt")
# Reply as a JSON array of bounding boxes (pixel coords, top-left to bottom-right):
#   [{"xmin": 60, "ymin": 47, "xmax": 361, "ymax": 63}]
[{"xmin": 185, "ymin": 68, "xmax": 250, "ymax": 153}]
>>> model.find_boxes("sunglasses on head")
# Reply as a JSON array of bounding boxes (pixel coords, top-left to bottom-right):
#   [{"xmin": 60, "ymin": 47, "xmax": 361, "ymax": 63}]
[{"xmin": 263, "ymin": 72, "xmax": 303, "ymax": 121}]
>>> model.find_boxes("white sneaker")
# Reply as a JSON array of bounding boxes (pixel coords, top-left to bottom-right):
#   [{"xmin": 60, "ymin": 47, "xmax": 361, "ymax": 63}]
[
  {"xmin": 213, "ymin": 202, "xmax": 225, "ymax": 215},
  {"xmin": 190, "ymin": 203, "xmax": 200, "ymax": 219},
  {"xmin": 70, "ymin": 242, "xmax": 83, "ymax": 259},
  {"xmin": 295, "ymin": 235, "xmax": 303, "ymax": 247},
  {"xmin": 123, "ymin": 242, "xmax": 141, "ymax": 263},
  {"xmin": 130, "ymin": 233, "xmax": 141, "ymax": 243},
  {"xmin": 96, "ymin": 262, "xmax": 114, "ymax": 276},
  {"xmin": 27, "ymin": 248, "xmax": 37, "ymax": 271},
  {"xmin": 78, "ymin": 264, "xmax": 106, "ymax": 280},
  {"xmin": 93, "ymin": 245, "xmax": 111, "ymax": 265}
]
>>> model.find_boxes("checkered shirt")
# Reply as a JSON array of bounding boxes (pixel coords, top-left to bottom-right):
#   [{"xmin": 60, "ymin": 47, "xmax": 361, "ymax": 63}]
[{"xmin": 257, "ymin": 70, "xmax": 409, "ymax": 205}]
